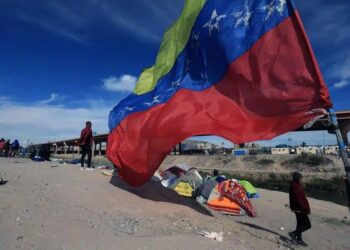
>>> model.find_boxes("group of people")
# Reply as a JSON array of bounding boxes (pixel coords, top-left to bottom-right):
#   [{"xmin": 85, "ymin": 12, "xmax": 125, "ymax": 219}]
[
  {"xmin": 0, "ymin": 138, "xmax": 20, "ymax": 157},
  {"xmin": 3, "ymin": 121, "xmax": 313, "ymax": 247}
]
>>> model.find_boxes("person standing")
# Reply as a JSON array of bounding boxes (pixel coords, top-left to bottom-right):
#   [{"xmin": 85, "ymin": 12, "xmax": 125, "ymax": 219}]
[
  {"xmin": 0, "ymin": 138, "xmax": 5, "ymax": 157},
  {"xmin": 10, "ymin": 139, "xmax": 20, "ymax": 157},
  {"xmin": 79, "ymin": 121, "xmax": 93, "ymax": 170},
  {"xmin": 289, "ymin": 172, "xmax": 311, "ymax": 246},
  {"xmin": 4, "ymin": 139, "xmax": 11, "ymax": 157}
]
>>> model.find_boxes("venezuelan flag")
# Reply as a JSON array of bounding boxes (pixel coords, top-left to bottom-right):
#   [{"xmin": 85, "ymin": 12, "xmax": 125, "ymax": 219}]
[{"xmin": 108, "ymin": 0, "xmax": 332, "ymax": 186}]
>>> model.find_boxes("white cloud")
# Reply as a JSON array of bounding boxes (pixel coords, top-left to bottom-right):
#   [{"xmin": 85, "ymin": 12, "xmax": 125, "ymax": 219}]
[
  {"xmin": 0, "ymin": 99, "xmax": 111, "ymax": 144},
  {"xmin": 0, "ymin": 96, "xmax": 10, "ymax": 103},
  {"xmin": 331, "ymin": 58, "xmax": 350, "ymax": 89},
  {"xmin": 102, "ymin": 75, "xmax": 137, "ymax": 92},
  {"xmin": 296, "ymin": 0, "xmax": 350, "ymax": 44},
  {"xmin": 333, "ymin": 80, "xmax": 349, "ymax": 89},
  {"xmin": 12, "ymin": 0, "xmax": 184, "ymax": 43},
  {"xmin": 99, "ymin": 0, "xmax": 184, "ymax": 42},
  {"xmin": 39, "ymin": 93, "xmax": 59, "ymax": 104}
]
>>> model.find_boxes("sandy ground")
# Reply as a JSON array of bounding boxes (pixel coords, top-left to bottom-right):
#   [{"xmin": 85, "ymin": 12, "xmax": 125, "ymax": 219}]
[{"xmin": 0, "ymin": 158, "xmax": 349, "ymax": 250}]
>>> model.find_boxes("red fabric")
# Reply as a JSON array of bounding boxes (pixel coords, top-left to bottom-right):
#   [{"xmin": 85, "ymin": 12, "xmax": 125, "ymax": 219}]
[
  {"xmin": 0, "ymin": 141, "xmax": 5, "ymax": 150},
  {"xmin": 107, "ymin": 14, "xmax": 332, "ymax": 187},
  {"xmin": 289, "ymin": 181, "xmax": 310, "ymax": 214},
  {"xmin": 79, "ymin": 127, "xmax": 93, "ymax": 146},
  {"xmin": 219, "ymin": 180, "xmax": 257, "ymax": 217}
]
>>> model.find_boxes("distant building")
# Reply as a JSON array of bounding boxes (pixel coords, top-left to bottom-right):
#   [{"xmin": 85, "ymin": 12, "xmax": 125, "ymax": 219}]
[
  {"xmin": 324, "ymin": 146, "xmax": 339, "ymax": 155},
  {"xmin": 183, "ymin": 140, "xmax": 213, "ymax": 151},
  {"xmin": 271, "ymin": 147, "xmax": 290, "ymax": 155},
  {"xmin": 296, "ymin": 146, "xmax": 320, "ymax": 155}
]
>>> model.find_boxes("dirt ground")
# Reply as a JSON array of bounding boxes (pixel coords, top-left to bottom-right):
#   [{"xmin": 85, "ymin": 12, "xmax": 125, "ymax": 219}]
[{"xmin": 0, "ymin": 158, "xmax": 349, "ymax": 250}]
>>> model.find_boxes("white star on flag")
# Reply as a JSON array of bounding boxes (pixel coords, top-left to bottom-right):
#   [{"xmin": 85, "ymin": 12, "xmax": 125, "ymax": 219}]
[
  {"xmin": 167, "ymin": 81, "xmax": 181, "ymax": 92},
  {"xmin": 125, "ymin": 107, "xmax": 134, "ymax": 111},
  {"xmin": 203, "ymin": 10, "xmax": 227, "ymax": 36},
  {"xmin": 171, "ymin": 81, "xmax": 181, "ymax": 87},
  {"xmin": 276, "ymin": 0, "xmax": 287, "ymax": 15},
  {"xmin": 261, "ymin": 0, "xmax": 287, "ymax": 21},
  {"xmin": 192, "ymin": 31, "xmax": 200, "ymax": 41},
  {"xmin": 232, "ymin": 0, "xmax": 253, "ymax": 28},
  {"xmin": 152, "ymin": 95, "xmax": 161, "ymax": 104},
  {"xmin": 261, "ymin": 0, "xmax": 275, "ymax": 21},
  {"xmin": 200, "ymin": 72, "xmax": 207, "ymax": 80},
  {"xmin": 144, "ymin": 95, "xmax": 161, "ymax": 106}
]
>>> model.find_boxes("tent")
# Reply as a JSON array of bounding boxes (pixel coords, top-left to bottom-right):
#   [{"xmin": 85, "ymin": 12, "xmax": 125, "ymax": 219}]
[
  {"xmin": 160, "ymin": 163, "xmax": 194, "ymax": 178},
  {"xmin": 160, "ymin": 172, "xmax": 178, "ymax": 188},
  {"xmin": 219, "ymin": 180, "xmax": 257, "ymax": 217},
  {"xmin": 239, "ymin": 180, "xmax": 258, "ymax": 198},
  {"xmin": 169, "ymin": 168, "xmax": 203, "ymax": 197},
  {"xmin": 195, "ymin": 179, "xmax": 218, "ymax": 200},
  {"xmin": 207, "ymin": 186, "xmax": 243, "ymax": 215},
  {"xmin": 211, "ymin": 175, "xmax": 227, "ymax": 183}
]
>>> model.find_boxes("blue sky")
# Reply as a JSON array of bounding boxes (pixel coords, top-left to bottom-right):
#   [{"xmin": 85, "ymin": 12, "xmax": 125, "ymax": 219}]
[{"xmin": 0, "ymin": 0, "xmax": 349, "ymax": 146}]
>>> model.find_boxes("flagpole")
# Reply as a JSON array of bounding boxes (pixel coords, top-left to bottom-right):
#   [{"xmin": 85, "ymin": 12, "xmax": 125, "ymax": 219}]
[{"xmin": 328, "ymin": 108, "xmax": 350, "ymax": 211}]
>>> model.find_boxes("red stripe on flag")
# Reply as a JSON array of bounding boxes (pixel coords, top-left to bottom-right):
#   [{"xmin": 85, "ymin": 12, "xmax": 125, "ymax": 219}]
[{"xmin": 107, "ymin": 13, "xmax": 332, "ymax": 186}]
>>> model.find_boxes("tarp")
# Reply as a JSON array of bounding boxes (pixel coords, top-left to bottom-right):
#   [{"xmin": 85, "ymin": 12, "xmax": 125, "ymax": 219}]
[
  {"xmin": 169, "ymin": 169, "xmax": 203, "ymax": 196},
  {"xmin": 239, "ymin": 180, "xmax": 257, "ymax": 195},
  {"xmin": 161, "ymin": 163, "xmax": 194, "ymax": 178},
  {"xmin": 207, "ymin": 185, "xmax": 243, "ymax": 216},
  {"xmin": 174, "ymin": 181, "xmax": 194, "ymax": 197},
  {"xmin": 198, "ymin": 179, "xmax": 218, "ymax": 199},
  {"xmin": 219, "ymin": 180, "xmax": 257, "ymax": 217}
]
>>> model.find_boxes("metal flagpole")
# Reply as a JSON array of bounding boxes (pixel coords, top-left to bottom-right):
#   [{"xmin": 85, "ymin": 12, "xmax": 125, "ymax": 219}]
[{"xmin": 328, "ymin": 109, "xmax": 350, "ymax": 211}]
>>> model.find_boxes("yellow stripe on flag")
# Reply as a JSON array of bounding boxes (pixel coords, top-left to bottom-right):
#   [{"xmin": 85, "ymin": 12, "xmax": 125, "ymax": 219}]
[{"xmin": 134, "ymin": 0, "xmax": 207, "ymax": 95}]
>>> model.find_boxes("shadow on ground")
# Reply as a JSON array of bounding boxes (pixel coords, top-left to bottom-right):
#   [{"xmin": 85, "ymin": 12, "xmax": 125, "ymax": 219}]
[
  {"xmin": 110, "ymin": 176, "xmax": 213, "ymax": 217},
  {"xmin": 237, "ymin": 221, "xmax": 294, "ymax": 245}
]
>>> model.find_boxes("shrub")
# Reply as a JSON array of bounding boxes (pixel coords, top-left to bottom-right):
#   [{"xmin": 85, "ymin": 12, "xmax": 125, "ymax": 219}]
[
  {"xmin": 283, "ymin": 153, "xmax": 331, "ymax": 167},
  {"xmin": 242, "ymin": 156, "xmax": 257, "ymax": 162},
  {"xmin": 256, "ymin": 158, "xmax": 275, "ymax": 166},
  {"xmin": 269, "ymin": 172, "xmax": 278, "ymax": 181}
]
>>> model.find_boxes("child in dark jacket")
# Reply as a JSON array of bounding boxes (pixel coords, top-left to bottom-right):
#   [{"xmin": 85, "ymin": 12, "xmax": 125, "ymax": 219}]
[{"xmin": 289, "ymin": 172, "xmax": 311, "ymax": 246}]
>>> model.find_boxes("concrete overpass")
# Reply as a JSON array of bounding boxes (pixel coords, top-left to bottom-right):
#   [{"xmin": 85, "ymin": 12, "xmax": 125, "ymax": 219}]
[{"xmin": 28, "ymin": 110, "xmax": 350, "ymax": 156}]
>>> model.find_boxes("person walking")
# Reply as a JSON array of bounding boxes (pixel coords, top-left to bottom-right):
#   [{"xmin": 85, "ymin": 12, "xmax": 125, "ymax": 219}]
[
  {"xmin": 289, "ymin": 172, "xmax": 311, "ymax": 247},
  {"xmin": 79, "ymin": 121, "xmax": 93, "ymax": 170}
]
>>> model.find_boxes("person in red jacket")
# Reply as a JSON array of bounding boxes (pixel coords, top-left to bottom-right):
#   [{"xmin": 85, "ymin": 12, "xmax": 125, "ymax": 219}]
[
  {"xmin": 289, "ymin": 172, "xmax": 311, "ymax": 246},
  {"xmin": 79, "ymin": 121, "xmax": 93, "ymax": 170}
]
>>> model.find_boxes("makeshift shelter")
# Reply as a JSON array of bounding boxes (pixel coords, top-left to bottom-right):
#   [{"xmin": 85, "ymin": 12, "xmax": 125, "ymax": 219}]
[
  {"xmin": 239, "ymin": 180, "xmax": 258, "ymax": 198},
  {"xmin": 196, "ymin": 179, "xmax": 218, "ymax": 200},
  {"xmin": 169, "ymin": 168, "xmax": 203, "ymax": 197},
  {"xmin": 207, "ymin": 186, "xmax": 243, "ymax": 215},
  {"xmin": 160, "ymin": 172, "xmax": 178, "ymax": 188},
  {"xmin": 219, "ymin": 180, "xmax": 257, "ymax": 217},
  {"xmin": 214, "ymin": 175, "xmax": 227, "ymax": 183},
  {"xmin": 160, "ymin": 163, "xmax": 194, "ymax": 178}
]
